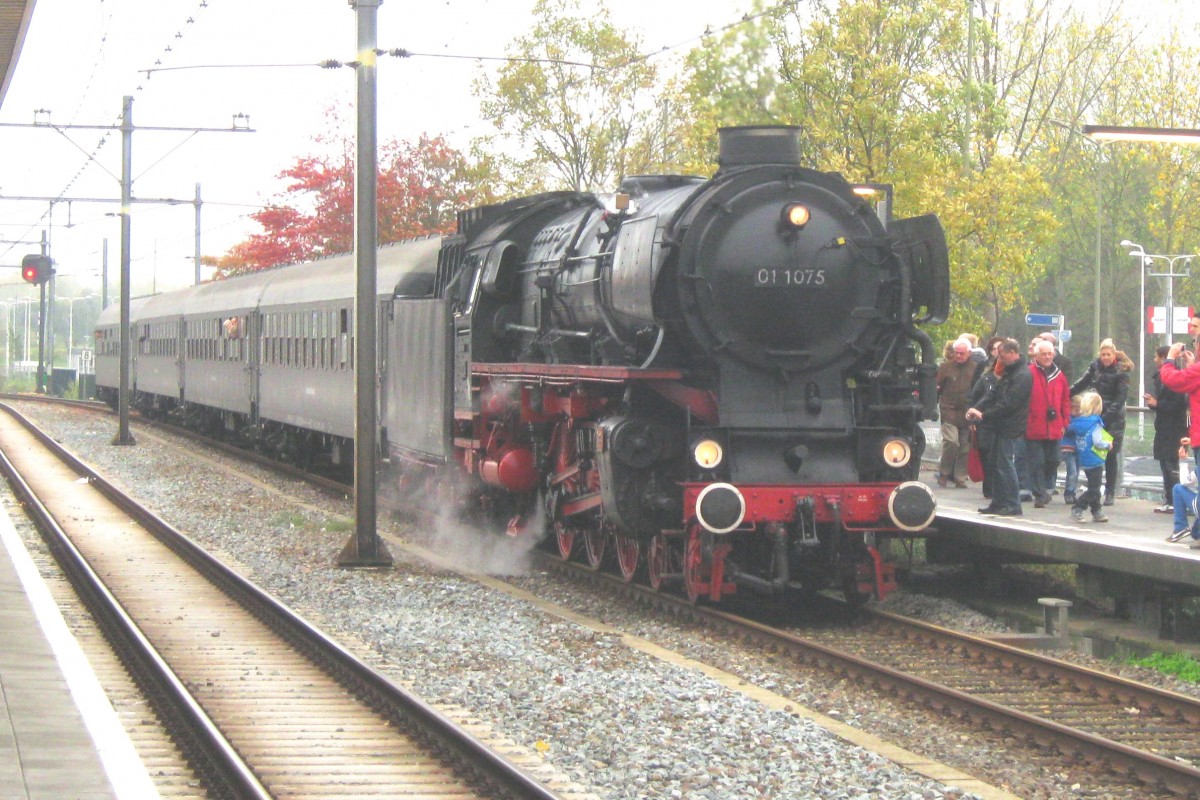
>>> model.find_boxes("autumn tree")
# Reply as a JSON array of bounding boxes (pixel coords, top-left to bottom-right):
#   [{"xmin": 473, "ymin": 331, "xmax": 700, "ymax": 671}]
[
  {"xmin": 472, "ymin": 0, "xmax": 658, "ymax": 193},
  {"xmin": 217, "ymin": 134, "xmax": 494, "ymax": 276}
]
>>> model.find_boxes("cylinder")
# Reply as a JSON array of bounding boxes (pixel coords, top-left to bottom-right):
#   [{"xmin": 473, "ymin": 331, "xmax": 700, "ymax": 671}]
[{"xmin": 480, "ymin": 445, "xmax": 538, "ymax": 493}]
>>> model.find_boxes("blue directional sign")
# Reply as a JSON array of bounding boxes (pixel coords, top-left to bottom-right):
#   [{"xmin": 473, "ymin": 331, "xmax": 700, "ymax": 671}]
[{"xmin": 1025, "ymin": 313, "xmax": 1063, "ymax": 326}]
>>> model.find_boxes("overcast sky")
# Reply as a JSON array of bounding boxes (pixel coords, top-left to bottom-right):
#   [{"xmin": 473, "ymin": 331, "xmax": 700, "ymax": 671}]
[
  {"xmin": 0, "ymin": 0, "xmax": 1189, "ymax": 298},
  {"xmin": 0, "ymin": 0, "xmax": 749, "ymax": 296}
]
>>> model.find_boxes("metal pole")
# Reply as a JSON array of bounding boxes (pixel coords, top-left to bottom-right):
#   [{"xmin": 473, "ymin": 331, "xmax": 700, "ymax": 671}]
[
  {"xmin": 1094, "ymin": 162, "xmax": 1103, "ymax": 342},
  {"xmin": 36, "ymin": 231, "xmax": 48, "ymax": 393},
  {"xmin": 101, "ymin": 238, "xmax": 108, "ymax": 309},
  {"xmin": 963, "ymin": 0, "xmax": 973, "ymax": 170},
  {"xmin": 1166, "ymin": 258, "xmax": 1175, "ymax": 348},
  {"xmin": 338, "ymin": 0, "xmax": 391, "ymax": 567},
  {"xmin": 115, "ymin": 95, "xmax": 135, "ymax": 445},
  {"xmin": 194, "ymin": 183, "xmax": 202, "ymax": 285},
  {"xmin": 1138, "ymin": 260, "xmax": 1145, "ymax": 442},
  {"xmin": 47, "ymin": 269, "xmax": 55, "ymax": 373}
]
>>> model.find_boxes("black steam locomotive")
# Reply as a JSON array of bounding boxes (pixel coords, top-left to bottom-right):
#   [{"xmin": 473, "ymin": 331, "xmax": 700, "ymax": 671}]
[{"xmin": 97, "ymin": 126, "xmax": 948, "ymax": 603}]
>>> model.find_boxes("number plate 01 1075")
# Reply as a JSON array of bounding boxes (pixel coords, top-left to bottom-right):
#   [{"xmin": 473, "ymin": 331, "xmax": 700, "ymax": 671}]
[{"xmin": 753, "ymin": 268, "xmax": 826, "ymax": 287}]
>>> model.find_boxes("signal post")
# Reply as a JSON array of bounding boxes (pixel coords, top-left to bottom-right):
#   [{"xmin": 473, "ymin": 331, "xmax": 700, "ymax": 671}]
[{"xmin": 19, "ymin": 253, "xmax": 53, "ymax": 393}]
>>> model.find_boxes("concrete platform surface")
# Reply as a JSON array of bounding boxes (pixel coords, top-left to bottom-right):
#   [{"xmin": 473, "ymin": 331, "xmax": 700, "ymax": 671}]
[
  {"xmin": 926, "ymin": 468, "xmax": 1200, "ymax": 591},
  {"xmin": 0, "ymin": 504, "xmax": 157, "ymax": 799}
]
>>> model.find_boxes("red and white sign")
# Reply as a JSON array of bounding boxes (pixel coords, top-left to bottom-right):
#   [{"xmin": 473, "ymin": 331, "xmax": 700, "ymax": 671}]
[{"xmin": 1147, "ymin": 306, "xmax": 1196, "ymax": 335}]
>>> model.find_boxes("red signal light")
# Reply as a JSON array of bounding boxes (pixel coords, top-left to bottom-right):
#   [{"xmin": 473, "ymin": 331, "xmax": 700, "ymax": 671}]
[{"xmin": 20, "ymin": 254, "xmax": 51, "ymax": 285}]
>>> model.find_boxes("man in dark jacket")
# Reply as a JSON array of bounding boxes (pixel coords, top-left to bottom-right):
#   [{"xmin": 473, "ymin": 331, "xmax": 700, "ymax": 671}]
[
  {"xmin": 967, "ymin": 339, "xmax": 1032, "ymax": 516},
  {"xmin": 1146, "ymin": 345, "xmax": 1189, "ymax": 511}
]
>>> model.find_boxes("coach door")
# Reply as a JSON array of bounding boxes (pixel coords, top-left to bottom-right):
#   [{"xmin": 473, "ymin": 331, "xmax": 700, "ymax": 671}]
[
  {"xmin": 245, "ymin": 312, "xmax": 259, "ymax": 422},
  {"xmin": 175, "ymin": 319, "xmax": 185, "ymax": 401}
]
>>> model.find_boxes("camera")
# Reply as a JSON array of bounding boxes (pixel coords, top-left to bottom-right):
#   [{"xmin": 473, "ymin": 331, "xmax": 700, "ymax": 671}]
[{"xmin": 1046, "ymin": 408, "xmax": 1057, "ymax": 421}]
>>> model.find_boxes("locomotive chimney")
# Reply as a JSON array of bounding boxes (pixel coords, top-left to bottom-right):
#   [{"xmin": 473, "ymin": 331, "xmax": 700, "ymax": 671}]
[{"xmin": 717, "ymin": 126, "xmax": 802, "ymax": 167}]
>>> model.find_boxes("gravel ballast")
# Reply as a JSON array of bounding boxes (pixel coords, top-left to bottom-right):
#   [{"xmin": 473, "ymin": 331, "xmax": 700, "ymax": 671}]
[{"xmin": 15, "ymin": 403, "xmax": 1196, "ymax": 799}]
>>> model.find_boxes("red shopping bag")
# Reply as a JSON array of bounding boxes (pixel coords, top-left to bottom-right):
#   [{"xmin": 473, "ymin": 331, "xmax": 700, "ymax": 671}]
[{"xmin": 967, "ymin": 430, "xmax": 984, "ymax": 482}]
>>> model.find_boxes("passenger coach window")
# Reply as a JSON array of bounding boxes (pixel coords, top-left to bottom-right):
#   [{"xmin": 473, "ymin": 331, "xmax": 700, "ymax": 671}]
[{"xmin": 339, "ymin": 308, "xmax": 350, "ymax": 368}]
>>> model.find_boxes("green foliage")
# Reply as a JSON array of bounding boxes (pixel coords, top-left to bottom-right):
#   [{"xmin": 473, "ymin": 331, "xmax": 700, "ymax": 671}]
[
  {"xmin": 1124, "ymin": 651, "xmax": 1200, "ymax": 684},
  {"xmin": 661, "ymin": 0, "xmax": 785, "ymax": 174},
  {"xmin": 472, "ymin": 0, "xmax": 658, "ymax": 193},
  {"xmin": 772, "ymin": 0, "xmax": 967, "ymax": 181},
  {"xmin": 0, "ymin": 373, "xmax": 35, "ymax": 393},
  {"xmin": 270, "ymin": 511, "xmax": 309, "ymax": 529},
  {"xmin": 321, "ymin": 517, "xmax": 354, "ymax": 533}
]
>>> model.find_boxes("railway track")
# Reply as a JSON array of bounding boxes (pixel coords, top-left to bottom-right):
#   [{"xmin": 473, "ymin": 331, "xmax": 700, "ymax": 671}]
[
  {"xmin": 539, "ymin": 555, "xmax": 1200, "ymax": 797},
  {"xmin": 13, "ymin": 393, "xmax": 1200, "ymax": 795},
  {"xmin": 0, "ymin": 400, "xmax": 568, "ymax": 800}
]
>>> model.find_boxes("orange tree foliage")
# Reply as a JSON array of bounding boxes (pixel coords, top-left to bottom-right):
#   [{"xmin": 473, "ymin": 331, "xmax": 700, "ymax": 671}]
[{"xmin": 216, "ymin": 135, "xmax": 493, "ymax": 276}]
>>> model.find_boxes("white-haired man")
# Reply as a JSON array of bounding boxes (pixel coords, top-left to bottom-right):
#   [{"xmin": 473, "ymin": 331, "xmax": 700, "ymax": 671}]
[
  {"xmin": 1037, "ymin": 331, "xmax": 1073, "ymax": 383},
  {"xmin": 1027, "ymin": 339, "xmax": 1071, "ymax": 507},
  {"xmin": 935, "ymin": 339, "xmax": 975, "ymax": 488}
]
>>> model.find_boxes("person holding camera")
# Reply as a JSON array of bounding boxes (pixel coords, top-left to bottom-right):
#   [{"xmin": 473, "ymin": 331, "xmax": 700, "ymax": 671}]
[
  {"xmin": 1026, "ymin": 339, "xmax": 1071, "ymax": 507},
  {"xmin": 1160, "ymin": 339, "xmax": 1200, "ymax": 471},
  {"xmin": 1146, "ymin": 345, "xmax": 1189, "ymax": 512}
]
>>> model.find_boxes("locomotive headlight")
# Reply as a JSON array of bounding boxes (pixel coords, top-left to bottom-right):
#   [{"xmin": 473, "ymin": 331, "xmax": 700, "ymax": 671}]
[
  {"xmin": 781, "ymin": 203, "xmax": 810, "ymax": 228},
  {"xmin": 881, "ymin": 437, "xmax": 912, "ymax": 468},
  {"xmin": 693, "ymin": 439, "xmax": 724, "ymax": 470}
]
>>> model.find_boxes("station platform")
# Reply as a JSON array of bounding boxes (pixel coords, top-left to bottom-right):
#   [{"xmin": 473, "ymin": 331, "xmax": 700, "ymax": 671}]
[
  {"xmin": 0, "ymin": 502, "xmax": 157, "ymax": 799},
  {"xmin": 923, "ymin": 468, "xmax": 1200, "ymax": 644}
]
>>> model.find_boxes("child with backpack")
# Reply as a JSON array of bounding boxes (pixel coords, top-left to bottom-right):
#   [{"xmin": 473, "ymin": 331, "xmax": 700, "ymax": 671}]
[
  {"xmin": 1062, "ymin": 392, "xmax": 1112, "ymax": 524},
  {"xmin": 1059, "ymin": 394, "xmax": 1082, "ymax": 504}
]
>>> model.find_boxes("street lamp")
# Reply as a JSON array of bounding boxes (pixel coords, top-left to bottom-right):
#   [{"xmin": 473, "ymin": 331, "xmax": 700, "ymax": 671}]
[
  {"xmin": 1123, "ymin": 240, "xmax": 1151, "ymax": 435},
  {"xmin": 1084, "ymin": 123, "xmax": 1200, "ymax": 350},
  {"xmin": 1121, "ymin": 240, "xmax": 1194, "ymax": 439},
  {"xmin": 64, "ymin": 295, "xmax": 98, "ymax": 360},
  {"xmin": 0, "ymin": 300, "xmax": 17, "ymax": 377}
]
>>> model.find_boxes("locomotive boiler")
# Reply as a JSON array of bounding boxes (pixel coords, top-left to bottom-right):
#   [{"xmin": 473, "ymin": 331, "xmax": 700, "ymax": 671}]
[{"xmin": 96, "ymin": 125, "xmax": 949, "ymax": 605}]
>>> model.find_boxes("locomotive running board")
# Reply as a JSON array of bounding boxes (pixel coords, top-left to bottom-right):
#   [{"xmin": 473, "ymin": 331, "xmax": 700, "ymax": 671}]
[{"xmin": 472, "ymin": 362, "xmax": 683, "ymax": 384}]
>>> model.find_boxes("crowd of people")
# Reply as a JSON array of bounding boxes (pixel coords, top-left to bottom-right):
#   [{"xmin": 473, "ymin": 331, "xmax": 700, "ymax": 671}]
[{"xmin": 934, "ymin": 321, "xmax": 1200, "ymax": 549}]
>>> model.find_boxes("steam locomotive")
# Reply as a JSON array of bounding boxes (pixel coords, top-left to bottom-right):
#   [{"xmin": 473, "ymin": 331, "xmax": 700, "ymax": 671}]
[{"xmin": 96, "ymin": 126, "xmax": 949, "ymax": 604}]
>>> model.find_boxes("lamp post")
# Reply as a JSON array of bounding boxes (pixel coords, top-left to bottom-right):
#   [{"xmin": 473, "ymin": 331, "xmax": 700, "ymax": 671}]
[
  {"xmin": 1123, "ymin": 241, "xmax": 1151, "ymax": 439},
  {"xmin": 0, "ymin": 301, "xmax": 16, "ymax": 377},
  {"xmin": 1084, "ymin": 123, "xmax": 1200, "ymax": 344},
  {"xmin": 1121, "ymin": 240, "xmax": 1194, "ymax": 439},
  {"xmin": 64, "ymin": 295, "xmax": 98, "ymax": 361}
]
